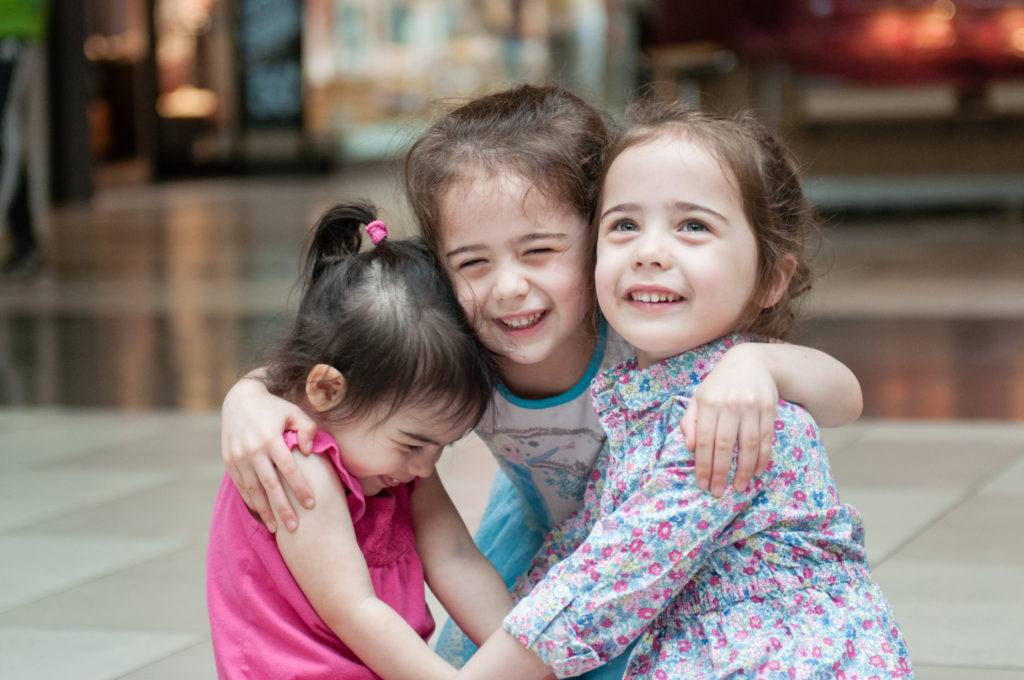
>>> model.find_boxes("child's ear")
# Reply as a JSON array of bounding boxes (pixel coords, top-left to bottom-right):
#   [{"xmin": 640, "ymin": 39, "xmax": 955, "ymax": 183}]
[
  {"xmin": 306, "ymin": 364, "xmax": 346, "ymax": 412},
  {"xmin": 760, "ymin": 254, "xmax": 798, "ymax": 309}
]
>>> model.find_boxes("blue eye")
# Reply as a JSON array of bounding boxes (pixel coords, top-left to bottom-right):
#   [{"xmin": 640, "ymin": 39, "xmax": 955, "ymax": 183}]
[
  {"xmin": 680, "ymin": 220, "xmax": 709, "ymax": 233},
  {"xmin": 611, "ymin": 219, "xmax": 639, "ymax": 232}
]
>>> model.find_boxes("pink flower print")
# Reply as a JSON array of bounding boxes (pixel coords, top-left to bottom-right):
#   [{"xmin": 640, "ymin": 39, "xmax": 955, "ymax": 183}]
[
  {"xmin": 812, "ymin": 646, "xmax": 822, "ymax": 658},
  {"xmin": 614, "ymin": 580, "xmax": 628, "ymax": 593},
  {"xmin": 657, "ymin": 521, "xmax": 672, "ymax": 539},
  {"xmin": 697, "ymin": 520, "xmax": 709, "ymax": 530},
  {"xmin": 601, "ymin": 618, "xmax": 613, "ymax": 628},
  {"xmin": 863, "ymin": 619, "xmax": 874, "ymax": 631},
  {"xmin": 616, "ymin": 635, "xmax": 631, "ymax": 645},
  {"xmin": 775, "ymin": 419, "xmax": 784, "ymax": 431},
  {"xmin": 654, "ymin": 671, "xmax": 668, "ymax": 680},
  {"xmin": 870, "ymin": 654, "xmax": 886, "ymax": 668},
  {"xmin": 846, "ymin": 639, "xmax": 856, "ymax": 658},
  {"xmin": 648, "ymin": 562, "xmax": 663, "ymax": 576},
  {"xmin": 629, "ymin": 538, "xmax": 643, "ymax": 553},
  {"xmin": 639, "ymin": 608, "xmax": 656, "ymax": 619},
  {"xmin": 793, "ymin": 490, "xmax": 807, "ymax": 502},
  {"xmin": 749, "ymin": 615, "xmax": 762, "ymax": 630}
]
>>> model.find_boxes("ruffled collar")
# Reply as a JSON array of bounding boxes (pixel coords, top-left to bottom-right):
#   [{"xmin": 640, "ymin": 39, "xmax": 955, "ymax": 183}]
[
  {"xmin": 283, "ymin": 429, "xmax": 367, "ymax": 522},
  {"xmin": 591, "ymin": 334, "xmax": 752, "ymax": 416}
]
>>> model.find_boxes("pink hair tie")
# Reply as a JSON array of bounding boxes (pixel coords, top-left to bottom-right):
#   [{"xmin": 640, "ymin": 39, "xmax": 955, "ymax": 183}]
[{"xmin": 365, "ymin": 220, "xmax": 388, "ymax": 245}]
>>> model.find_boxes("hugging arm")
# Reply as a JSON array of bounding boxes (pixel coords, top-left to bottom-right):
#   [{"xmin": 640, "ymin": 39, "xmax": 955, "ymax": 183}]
[
  {"xmin": 685, "ymin": 341, "xmax": 862, "ymax": 495},
  {"xmin": 221, "ymin": 370, "xmax": 319, "ymax": 532},
  {"xmin": 273, "ymin": 452, "xmax": 456, "ymax": 680},
  {"xmin": 411, "ymin": 474, "xmax": 515, "ymax": 646}
]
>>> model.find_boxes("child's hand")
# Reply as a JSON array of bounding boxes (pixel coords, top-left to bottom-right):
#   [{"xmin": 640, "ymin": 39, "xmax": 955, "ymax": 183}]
[
  {"xmin": 221, "ymin": 375, "xmax": 318, "ymax": 532},
  {"xmin": 680, "ymin": 344, "xmax": 776, "ymax": 496}
]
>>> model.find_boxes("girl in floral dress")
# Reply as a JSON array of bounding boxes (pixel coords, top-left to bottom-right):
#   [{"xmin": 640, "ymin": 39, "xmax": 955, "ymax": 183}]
[{"xmin": 457, "ymin": 101, "xmax": 913, "ymax": 679}]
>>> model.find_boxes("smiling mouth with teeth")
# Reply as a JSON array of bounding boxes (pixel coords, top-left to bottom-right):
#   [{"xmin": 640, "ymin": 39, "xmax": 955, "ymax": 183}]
[
  {"xmin": 630, "ymin": 291, "xmax": 681, "ymax": 303},
  {"xmin": 501, "ymin": 311, "xmax": 544, "ymax": 328}
]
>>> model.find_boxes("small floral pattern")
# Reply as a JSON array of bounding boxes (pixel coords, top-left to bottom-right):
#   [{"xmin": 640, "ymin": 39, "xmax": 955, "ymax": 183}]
[{"xmin": 505, "ymin": 335, "xmax": 913, "ymax": 679}]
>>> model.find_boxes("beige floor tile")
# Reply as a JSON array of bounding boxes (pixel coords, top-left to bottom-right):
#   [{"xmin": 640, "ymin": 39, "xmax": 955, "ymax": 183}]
[
  {"xmin": 873, "ymin": 561, "xmax": 1024, "ymax": 668},
  {"xmin": 838, "ymin": 487, "xmax": 961, "ymax": 564},
  {"xmin": 115, "ymin": 641, "xmax": 217, "ymax": 680},
  {"xmin": 0, "ymin": 469, "xmax": 171, "ymax": 532},
  {"xmin": 0, "ymin": 627, "xmax": 201, "ymax": 680},
  {"xmin": 891, "ymin": 495, "xmax": 1024, "ymax": 565},
  {"xmin": 828, "ymin": 427, "xmax": 1021, "ymax": 490},
  {"xmin": 0, "ymin": 535, "xmax": 185, "ymax": 612},
  {"xmin": 914, "ymin": 667, "xmax": 1024, "ymax": 679}
]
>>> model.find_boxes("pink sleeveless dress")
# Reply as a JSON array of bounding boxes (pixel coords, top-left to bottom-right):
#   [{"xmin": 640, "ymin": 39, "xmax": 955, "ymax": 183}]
[{"xmin": 207, "ymin": 430, "xmax": 433, "ymax": 679}]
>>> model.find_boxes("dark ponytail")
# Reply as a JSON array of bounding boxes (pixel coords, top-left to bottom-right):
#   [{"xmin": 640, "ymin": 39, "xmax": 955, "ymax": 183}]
[
  {"xmin": 260, "ymin": 201, "xmax": 496, "ymax": 428},
  {"xmin": 300, "ymin": 201, "xmax": 377, "ymax": 295}
]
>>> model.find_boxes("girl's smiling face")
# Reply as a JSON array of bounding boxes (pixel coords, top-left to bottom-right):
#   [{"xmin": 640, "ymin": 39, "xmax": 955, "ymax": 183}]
[
  {"xmin": 325, "ymin": 402, "xmax": 475, "ymax": 497},
  {"xmin": 595, "ymin": 135, "xmax": 761, "ymax": 368},
  {"xmin": 440, "ymin": 171, "xmax": 595, "ymax": 396}
]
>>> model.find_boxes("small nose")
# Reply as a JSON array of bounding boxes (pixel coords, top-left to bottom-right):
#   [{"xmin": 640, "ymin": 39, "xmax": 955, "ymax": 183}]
[
  {"xmin": 633, "ymin": 233, "xmax": 666, "ymax": 269},
  {"xmin": 407, "ymin": 448, "xmax": 440, "ymax": 478},
  {"xmin": 493, "ymin": 263, "xmax": 529, "ymax": 300}
]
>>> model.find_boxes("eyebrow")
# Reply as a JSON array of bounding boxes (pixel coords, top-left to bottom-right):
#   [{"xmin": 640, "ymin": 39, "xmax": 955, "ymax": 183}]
[
  {"xmin": 399, "ymin": 430, "xmax": 442, "ymax": 446},
  {"xmin": 601, "ymin": 201, "xmax": 728, "ymax": 223},
  {"xmin": 445, "ymin": 232, "xmax": 570, "ymax": 259}
]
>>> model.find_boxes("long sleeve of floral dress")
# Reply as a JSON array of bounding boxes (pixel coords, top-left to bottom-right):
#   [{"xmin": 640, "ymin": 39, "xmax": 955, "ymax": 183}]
[{"xmin": 503, "ymin": 336, "xmax": 909, "ymax": 680}]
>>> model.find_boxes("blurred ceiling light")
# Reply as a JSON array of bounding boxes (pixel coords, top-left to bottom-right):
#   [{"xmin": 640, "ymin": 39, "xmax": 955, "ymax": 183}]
[{"xmin": 156, "ymin": 85, "xmax": 219, "ymax": 119}]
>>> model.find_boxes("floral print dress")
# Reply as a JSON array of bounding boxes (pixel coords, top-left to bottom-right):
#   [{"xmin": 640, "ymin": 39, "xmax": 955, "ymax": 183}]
[{"xmin": 504, "ymin": 335, "xmax": 913, "ymax": 679}]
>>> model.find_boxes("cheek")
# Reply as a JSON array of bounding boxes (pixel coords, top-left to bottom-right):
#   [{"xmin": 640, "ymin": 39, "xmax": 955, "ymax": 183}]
[{"xmin": 450, "ymin": 275, "xmax": 483, "ymax": 323}]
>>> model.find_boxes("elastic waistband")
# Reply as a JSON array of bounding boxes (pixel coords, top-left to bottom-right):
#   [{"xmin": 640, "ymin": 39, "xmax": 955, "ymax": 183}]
[{"xmin": 671, "ymin": 561, "xmax": 872, "ymax": 616}]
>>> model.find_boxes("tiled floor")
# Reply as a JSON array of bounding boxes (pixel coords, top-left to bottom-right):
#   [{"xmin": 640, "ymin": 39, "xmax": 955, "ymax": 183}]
[{"xmin": 1, "ymin": 166, "xmax": 1022, "ymax": 679}]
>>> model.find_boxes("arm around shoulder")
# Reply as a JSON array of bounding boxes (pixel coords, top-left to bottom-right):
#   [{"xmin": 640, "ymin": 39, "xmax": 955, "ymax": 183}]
[
  {"xmin": 749, "ymin": 341, "xmax": 863, "ymax": 427},
  {"xmin": 221, "ymin": 369, "xmax": 319, "ymax": 531}
]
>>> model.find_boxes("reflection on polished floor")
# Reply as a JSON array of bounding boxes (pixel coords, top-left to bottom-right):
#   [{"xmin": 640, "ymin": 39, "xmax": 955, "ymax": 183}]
[{"xmin": 1, "ymin": 166, "xmax": 1023, "ymax": 679}]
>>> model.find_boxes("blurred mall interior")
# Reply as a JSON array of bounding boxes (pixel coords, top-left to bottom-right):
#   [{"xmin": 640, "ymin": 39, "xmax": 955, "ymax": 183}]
[{"xmin": 1, "ymin": 1, "xmax": 1023, "ymax": 679}]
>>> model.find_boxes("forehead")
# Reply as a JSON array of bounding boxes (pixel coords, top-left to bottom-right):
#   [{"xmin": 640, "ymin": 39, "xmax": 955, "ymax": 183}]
[
  {"xmin": 604, "ymin": 136, "xmax": 739, "ymax": 206},
  {"xmin": 440, "ymin": 170, "xmax": 586, "ymax": 244},
  {"xmin": 384, "ymin": 401, "xmax": 477, "ymax": 441}
]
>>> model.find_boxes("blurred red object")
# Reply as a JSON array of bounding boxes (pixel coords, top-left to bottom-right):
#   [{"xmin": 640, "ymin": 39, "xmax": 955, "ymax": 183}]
[{"xmin": 640, "ymin": 0, "xmax": 1024, "ymax": 87}]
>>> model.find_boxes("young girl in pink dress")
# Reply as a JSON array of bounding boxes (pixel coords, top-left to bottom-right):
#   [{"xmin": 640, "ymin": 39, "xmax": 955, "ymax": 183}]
[
  {"xmin": 457, "ymin": 102, "xmax": 912, "ymax": 678},
  {"xmin": 206, "ymin": 203, "xmax": 512, "ymax": 679}
]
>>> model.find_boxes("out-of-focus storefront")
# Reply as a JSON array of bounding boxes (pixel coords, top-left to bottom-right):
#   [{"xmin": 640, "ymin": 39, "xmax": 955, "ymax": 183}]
[{"xmin": 78, "ymin": 0, "xmax": 630, "ymax": 184}]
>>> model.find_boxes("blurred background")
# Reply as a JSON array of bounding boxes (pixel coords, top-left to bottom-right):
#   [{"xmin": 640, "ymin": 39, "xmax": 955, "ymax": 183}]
[{"xmin": 1, "ymin": 1, "xmax": 1023, "ymax": 679}]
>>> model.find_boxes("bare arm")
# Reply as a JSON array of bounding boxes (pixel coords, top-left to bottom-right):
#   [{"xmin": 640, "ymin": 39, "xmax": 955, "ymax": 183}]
[
  {"xmin": 274, "ymin": 452, "xmax": 456, "ymax": 680},
  {"xmin": 411, "ymin": 474, "xmax": 514, "ymax": 646},
  {"xmin": 682, "ymin": 341, "xmax": 862, "ymax": 495},
  {"xmin": 221, "ymin": 369, "xmax": 318, "ymax": 532},
  {"xmin": 457, "ymin": 629, "xmax": 554, "ymax": 680}
]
